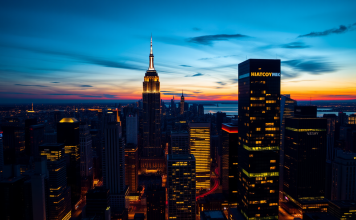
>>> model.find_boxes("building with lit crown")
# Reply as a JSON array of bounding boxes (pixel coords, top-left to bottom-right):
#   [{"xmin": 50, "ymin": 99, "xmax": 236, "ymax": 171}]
[
  {"xmin": 180, "ymin": 90, "xmax": 185, "ymax": 115},
  {"xmin": 237, "ymin": 59, "xmax": 281, "ymax": 219},
  {"xmin": 189, "ymin": 123, "xmax": 211, "ymax": 191}
]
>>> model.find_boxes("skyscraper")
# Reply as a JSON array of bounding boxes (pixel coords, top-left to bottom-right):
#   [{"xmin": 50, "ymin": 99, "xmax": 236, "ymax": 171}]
[
  {"xmin": 0, "ymin": 130, "xmax": 3, "ymax": 181},
  {"xmin": 283, "ymin": 108, "xmax": 327, "ymax": 213},
  {"xmin": 221, "ymin": 120, "xmax": 238, "ymax": 205},
  {"xmin": 142, "ymin": 36, "xmax": 162, "ymax": 159},
  {"xmin": 125, "ymin": 143, "xmax": 138, "ymax": 193},
  {"xmin": 57, "ymin": 117, "xmax": 81, "ymax": 210},
  {"xmin": 103, "ymin": 119, "xmax": 128, "ymax": 214},
  {"xmin": 146, "ymin": 184, "xmax": 165, "ymax": 220},
  {"xmin": 167, "ymin": 154, "xmax": 196, "ymax": 220},
  {"xmin": 171, "ymin": 131, "xmax": 190, "ymax": 155},
  {"xmin": 40, "ymin": 143, "xmax": 72, "ymax": 220},
  {"xmin": 126, "ymin": 114, "xmax": 138, "ymax": 145},
  {"xmin": 189, "ymin": 123, "xmax": 211, "ymax": 191},
  {"xmin": 180, "ymin": 90, "xmax": 185, "ymax": 115},
  {"xmin": 79, "ymin": 123, "xmax": 93, "ymax": 197},
  {"xmin": 237, "ymin": 59, "xmax": 281, "ymax": 219}
]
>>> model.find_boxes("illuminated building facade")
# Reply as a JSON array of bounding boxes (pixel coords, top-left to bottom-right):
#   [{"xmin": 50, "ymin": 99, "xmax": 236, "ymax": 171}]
[
  {"xmin": 167, "ymin": 154, "xmax": 196, "ymax": 220},
  {"xmin": 283, "ymin": 111, "xmax": 327, "ymax": 213},
  {"xmin": 279, "ymin": 95, "xmax": 296, "ymax": 200},
  {"xmin": 221, "ymin": 121, "xmax": 238, "ymax": 204},
  {"xmin": 171, "ymin": 131, "xmax": 190, "ymax": 155},
  {"xmin": 189, "ymin": 123, "xmax": 211, "ymax": 191},
  {"xmin": 237, "ymin": 59, "xmax": 281, "ymax": 219},
  {"xmin": 57, "ymin": 117, "xmax": 81, "ymax": 210},
  {"xmin": 103, "ymin": 120, "xmax": 128, "ymax": 214},
  {"xmin": 40, "ymin": 143, "xmax": 72, "ymax": 220},
  {"xmin": 348, "ymin": 114, "xmax": 356, "ymax": 125},
  {"xmin": 142, "ymin": 36, "xmax": 162, "ymax": 158},
  {"xmin": 331, "ymin": 149, "xmax": 356, "ymax": 200},
  {"xmin": 125, "ymin": 143, "xmax": 138, "ymax": 193},
  {"xmin": 180, "ymin": 90, "xmax": 185, "ymax": 115}
]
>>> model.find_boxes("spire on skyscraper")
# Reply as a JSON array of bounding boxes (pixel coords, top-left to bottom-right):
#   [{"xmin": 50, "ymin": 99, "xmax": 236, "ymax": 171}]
[{"xmin": 149, "ymin": 35, "xmax": 155, "ymax": 70}]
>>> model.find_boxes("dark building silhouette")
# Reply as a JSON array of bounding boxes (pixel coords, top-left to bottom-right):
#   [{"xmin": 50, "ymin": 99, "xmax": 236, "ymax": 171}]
[
  {"xmin": 180, "ymin": 90, "xmax": 185, "ymax": 115},
  {"xmin": 283, "ymin": 107, "xmax": 328, "ymax": 213},
  {"xmin": 171, "ymin": 131, "xmax": 190, "ymax": 155},
  {"xmin": 125, "ymin": 143, "xmax": 138, "ymax": 193},
  {"xmin": 0, "ymin": 130, "xmax": 3, "ymax": 181},
  {"xmin": 237, "ymin": 59, "xmax": 281, "ymax": 219},
  {"xmin": 57, "ymin": 117, "xmax": 81, "ymax": 211},
  {"xmin": 2, "ymin": 117, "xmax": 25, "ymax": 164},
  {"xmin": 85, "ymin": 187, "xmax": 110, "ymax": 219},
  {"xmin": 25, "ymin": 118, "xmax": 37, "ymax": 156},
  {"xmin": 221, "ymin": 120, "xmax": 238, "ymax": 205},
  {"xmin": 146, "ymin": 184, "xmax": 165, "ymax": 220},
  {"xmin": 28, "ymin": 124, "xmax": 45, "ymax": 158}
]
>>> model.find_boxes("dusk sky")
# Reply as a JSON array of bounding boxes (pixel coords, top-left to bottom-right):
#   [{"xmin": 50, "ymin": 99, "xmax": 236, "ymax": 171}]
[{"xmin": 1, "ymin": 0, "xmax": 356, "ymax": 103}]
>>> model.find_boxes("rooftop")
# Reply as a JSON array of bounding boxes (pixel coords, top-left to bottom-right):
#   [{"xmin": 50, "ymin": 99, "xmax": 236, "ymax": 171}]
[{"xmin": 59, "ymin": 117, "xmax": 78, "ymax": 123}]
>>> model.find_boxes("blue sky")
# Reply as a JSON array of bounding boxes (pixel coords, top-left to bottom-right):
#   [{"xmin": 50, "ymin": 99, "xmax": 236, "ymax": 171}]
[{"xmin": 1, "ymin": 0, "xmax": 356, "ymax": 103}]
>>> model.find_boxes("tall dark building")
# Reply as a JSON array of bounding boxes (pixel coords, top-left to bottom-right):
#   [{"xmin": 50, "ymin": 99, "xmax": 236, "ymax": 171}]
[
  {"xmin": 0, "ymin": 130, "xmax": 3, "ymax": 181},
  {"xmin": 57, "ymin": 118, "xmax": 81, "ymax": 210},
  {"xmin": 125, "ymin": 143, "xmax": 138, "ymax": 193},
  {"xmin": 40, "ymin": 143, "xmax": 72, "ymax": 220},
  {"xmin": 238, "ymin": 59, "xmax": 281, "ymax": 219},
  {"xmin": 146, "ymin": 185, "xmax": 165, "ymax": 220},
  {"xmin": 28, "ymin": 124, "xmax": 45, "ymax": 158},
  {"xmin": 221, "ymin": 120, "xmax": 238, "ymax": 205},
  {"xmin": 85, "ymin": 187, "xmax": 110, "ymax": 219},
  {"xmin": 2, "ymin": 117, "xmax": 25, "ymax": 164},
  {"xmin": 25, "ymin": 118, "xmax": 37, "ymax": 156},
  {"xmin": 171, "ymin": 131, "xmax": 190, "ymax": 155},
  {"xmin": 142, "ymin": 36, "xmax": 162, "ymax": 159},
  {"xmin": 283, "ymin": 109, "xmax": 327, "ymax": 213}
]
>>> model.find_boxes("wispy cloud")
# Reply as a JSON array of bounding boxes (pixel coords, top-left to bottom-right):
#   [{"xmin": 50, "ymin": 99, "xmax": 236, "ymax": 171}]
[
  {"xmin": 199, "ymin": 55, "xmax": 239, "ymax": 60},
  {"xmin": 186, "ymin": 73, "xmax": 204, "ymax": 77},
  {"xmin": 80, "ymin": 85, "xmax": 93, "ymax": 87},
  {"xmin": 47, "ymin": 93, "xmax": 79, "ymax": 96},
  {"xmin": 230, "ymin": 79, "xmax": 239, "ymax": 84},
  {"xmin": 216, "ymin": 81, "xmax": 227, "ymax": 86},
  {"xmin": 80, "ymin": 95, "xmax": 102, "ymax": 98},
  {"xmin": 298, "ymin": 23, "xmax": 356, "ymax": 37},
  {"xmin": 282, "ymin": 58, "xmax": 337, "ymax": 74},
  {"xmin": 193, "ymin": 27, "xmax": 201, "ymax": 31},
  {"xmin": 51, "ymin": 82, "xmax": 60, "ymax": 83},
  {"xmin": 280, "ymin": 42, "xmax": 310, "ymax": 49},
  {"xmin": 15, "ymin": 84, "xmax": 48, "ymax": 87},
  {"xmin": 103, "ymin": 94, "xmax": 117, "ymax": 98},
  {"xmin": 187, "ymin": 34, "xmax": 250, "ymax": 45},
  {"xmin": 180, "ymin": 65, "xmax": 192, "ymax": 67}
]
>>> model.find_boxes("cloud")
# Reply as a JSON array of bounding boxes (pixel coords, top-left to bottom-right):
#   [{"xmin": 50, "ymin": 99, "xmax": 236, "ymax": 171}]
[
  {"xmin": 199, "ymin": 55, "xmax": 239, "ymax": 60},
  {"xmin": 298, "ymin": 23, "xmax": 356, "ymax": 37},
  {"xmin": 216, "ymin": 87, "xmax": 223, "ymax": 89},
  {"xmin": 0, "ymin": 92, "xmax": 33, "ymax": 95},
  {"xmin": 280, "ymin": 42, "xmax": 310, "ymax": 49},
  {"xmin": 192, "ymin": 73, "xmax": 204, "ymax": 77},
  {"xmin": 328, "ymin": 95, "xmax": 353, "ymax": 97},
  {"xmin": 161, "ymin": 91, "xmax": 173, "ymax": 92},
  {"xmin": 216, "ymin": 82, "xmax": 227, "ymax": 86},
  {"xmin": 187, "ymin": 34, "xmax": 250, "ymax": 45},
  {"xmin": 47, "ymin": 93, "xmax": 78, "ymax": 95},
  {"xmin": 193, "ymin": 91, "xmax": 202, "ymax": 94},
  {"xmin": 180, "ymin": 65, "xmax": 192, "ymax": 67},
  {"xmin": 103, "ymin": 94, "xmax": 117, "ymax": 98},
  {"xmin": 193, "ymin": 27, "xmax": 201, "ymax": 31},
  {"xmin": 51, "ymin": 82, "xmax": 60, "ymax": 83},
  {"xmin": 230, "ymin": 79, "xmax": 239, "ymax": 84},
  {"xmin": 80, "ymin": 85, "xmax": 93, "ymax": 87},
  {"xmin": 15, "ymin": 84, "xmax": 48, "ymax": 87},
  {"xmin": 163, "ymin": 92, "xmax": 190, "ymax": 96},
  {"xmin": 282, "ymin": 58, "xmax": 337, "ymax": 75},
  {"xmin": 80, "ymin": 95, "xmax": 102, "ymax": 98}
]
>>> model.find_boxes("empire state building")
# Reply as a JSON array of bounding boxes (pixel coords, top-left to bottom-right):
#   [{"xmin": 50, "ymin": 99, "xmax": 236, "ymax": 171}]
[{"xmin": 142, "ymin": 37, "xmax": 162, "ymax": 158}]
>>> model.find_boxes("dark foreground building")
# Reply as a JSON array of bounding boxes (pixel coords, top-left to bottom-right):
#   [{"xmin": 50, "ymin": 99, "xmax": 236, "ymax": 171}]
[{"xmin": 238, "ymin": 59, "xmax": 281, "ymax": 219}]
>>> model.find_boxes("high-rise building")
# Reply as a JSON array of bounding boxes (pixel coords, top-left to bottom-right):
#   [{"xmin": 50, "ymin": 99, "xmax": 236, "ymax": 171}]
[
  {"xmin": 80, "ymin": 123, "xmax": 93, "ymax": 197},
  {"xmin": 103, "ymin": 120, "xmax": 128, "ymax": 214},
  {"xmin": 2, "ymin": 117, "xmax": 25, "ymax": 164},
  {"xmin": 57, "ymin": 117, "xmax": 81, "ymax": 210},
  {"xmin": 171, "ymin": 96, "xmax": 176, "ymax": 116},
  {"xmin": 331, "ymin": 149, "xmax": 356, "ymax": 200},
  {"xmin": 189, "ymin": 123, "xmax": 211, "ymax": 191},
  {"xmin": 85, "ymin": 187, "xmax": 110, "ymax": 219},
  {"xmin": 237, "ymin": 59, "xmax": 281, "ymax": 219},
  {"xmin": 171, "ymin": 131, "xmax": 190, "ymax": 155},
  {"xmin": 125, "ymin": 143, "xmax": 138, "ymax": 193},
  {"xmin": 167, "ymin": 154, "xmax": 196, "ymax": 220},
  {"xmin": 283, "ymin": 109, "xmax": 328, "ymax": 213},
  {"xmin": 0, "ymin": 130, "xmax": 3, "ymax": 181},
  {"xmin": 142, "ymin": 36, "xmax": 162, "ymax": 159},
  {"xmin": 180, "ymin": 90, "xmax": 185, "ymax": 115},
  {"xmin": 198, "ymin": 104, "xmax": 204, "ymax": 116},
  {"xmin": 279, "ymin": 95, "xmax": 296, "ymax": 200},
  {"xmin": 221, "ymin": 120, "xmax": 238, "ymax": 205},
  {"xmin": 40, "ymin": 143, "xmax": 72, "ymax": 220},
  {"xmin": 31, "ymin": 156, "xmax": 49, "ymax": 220},
  {"xmin": 146, "ymin": 184, "xmax": 165, "ymax": 220},
  {"xmin": 126, "ymin": 114, "xmax": 138, "ymax": 145},
  {"xmin": 324, "ymin": 114, "xmax": 337, "ymax": 160},
  {"xmin": 28, "ymin": 124, "xmax": 45, "ymax": 157}
]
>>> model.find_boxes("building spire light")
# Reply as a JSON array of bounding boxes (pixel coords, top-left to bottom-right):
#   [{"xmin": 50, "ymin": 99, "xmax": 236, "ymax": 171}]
[{"xmin": 149, "ymin": 35, "xmax": 155, "ymax": 70}]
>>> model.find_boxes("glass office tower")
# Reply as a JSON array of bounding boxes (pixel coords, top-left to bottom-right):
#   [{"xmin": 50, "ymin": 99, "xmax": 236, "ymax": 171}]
[{"xmin": 238, "ymin": 59, "xmax": 281, "ymax": 219}]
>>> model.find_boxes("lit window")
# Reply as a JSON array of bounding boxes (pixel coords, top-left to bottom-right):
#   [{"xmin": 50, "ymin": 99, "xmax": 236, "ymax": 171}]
[
  {"xmin": 270, "ymin": 160, "xmax": 276, "ymax": 163},
  {"xmin": 270, "ymin": 166, "xmax": 276, "ymax": 170},
  {"xmin": 256, "ymin": 128, "xmax": 261, "ymax": 131}
]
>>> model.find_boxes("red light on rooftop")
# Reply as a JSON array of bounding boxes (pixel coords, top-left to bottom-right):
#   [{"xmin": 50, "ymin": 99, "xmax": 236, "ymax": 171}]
[{"xmin": 222, "ymin": 124, "xmax": 238, "ymax": 133}]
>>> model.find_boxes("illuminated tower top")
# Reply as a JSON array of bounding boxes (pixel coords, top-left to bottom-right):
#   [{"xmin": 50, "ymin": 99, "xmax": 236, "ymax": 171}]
[
  {"xmin": 143, "ymin": 36, "xmax": 160, "ymax": 93},
  {"xmin": 149, "ymin": 35, "xmax": 154, "ymax": 70}
]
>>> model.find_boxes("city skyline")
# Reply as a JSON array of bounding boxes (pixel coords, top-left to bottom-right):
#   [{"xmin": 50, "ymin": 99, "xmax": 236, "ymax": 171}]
[{"xmin": 1, "ymin": 0, "xmax": 356, "ymax": 104}]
